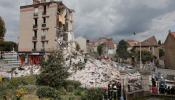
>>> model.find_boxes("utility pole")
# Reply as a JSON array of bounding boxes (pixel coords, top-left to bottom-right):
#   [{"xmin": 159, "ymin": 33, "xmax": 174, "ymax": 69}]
[{"xmin": 133, "ymin": 32, "xmax": 142, "ymax": 70}]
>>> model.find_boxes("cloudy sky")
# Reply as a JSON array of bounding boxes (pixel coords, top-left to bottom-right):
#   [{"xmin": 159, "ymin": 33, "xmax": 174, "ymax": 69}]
[{"xmin": 1, "ymin": 0, "xmax": 175, "ymax": 42}]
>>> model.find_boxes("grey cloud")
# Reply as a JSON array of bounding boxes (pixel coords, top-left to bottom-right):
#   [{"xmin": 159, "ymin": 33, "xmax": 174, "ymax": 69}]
[
  {"xmin": 62, "ymin": 0, "xmax": 175, "ymax": 41},
  {"xmin": 1, "ymin": 0, "xmax": 175, "ymax": 42}
]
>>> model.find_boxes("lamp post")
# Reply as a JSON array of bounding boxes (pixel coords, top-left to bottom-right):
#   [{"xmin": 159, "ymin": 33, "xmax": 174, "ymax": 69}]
[
  {"xmin": 133, "ymin": 32, "xmax": 142, "ymax": 70},
  {"xmin": 139, "ymin": 41, "xmax": 142, "ymax": 70}
]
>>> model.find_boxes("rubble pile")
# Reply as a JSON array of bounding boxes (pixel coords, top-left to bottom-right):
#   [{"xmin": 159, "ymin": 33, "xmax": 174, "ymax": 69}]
[
  {"xmin": 12, "ymin": 65, "xmax": 41, "ymax": 77},
  {"xmin": 68, "ymin": 57, "xmax": 121, "ymax": 88},
  {"xmin": 127, "ymin": 71, "xmax": 142, "ymax": 92}
]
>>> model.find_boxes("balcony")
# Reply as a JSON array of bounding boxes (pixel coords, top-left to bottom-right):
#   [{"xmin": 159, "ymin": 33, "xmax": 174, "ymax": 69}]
[
  {"xmin": 41, "ymin": 48, "xmax": 45, "ymax": 52},
  {"xmin": 42, "ymin": 23, "xmax": 46, "ymax": 27},
  {"xmin": 33, "ymin": 13, "xmax": 38, "ymax": 18},
  {"xmin": 33, "ymin": 25, "xmax": 38, "ymax": 30},
  {"xmin": 32, "ymin": 48, "xmax": 36, "ymax": 52},
  {"xmin": 41, "ymin": 23, "xmax": 49, "ymax": 30},
  {"xmin": 32, "ymin": 36, "xmax": 37, "ymax": 41},
  {"xmin": 41, "ymin": 36, "xmax": 46, "ymax": 41}
]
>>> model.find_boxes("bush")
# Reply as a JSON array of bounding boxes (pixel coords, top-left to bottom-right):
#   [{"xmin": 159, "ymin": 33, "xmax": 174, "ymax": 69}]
[
  {"xmin": 36, "ymin": 86, "xmax": 60, "ymax": 100},
  {"xmin": 20, "ymin": 85, "xmax": 37, "ymax": 94},
  {"xmin": 66, "ymin": 85, "xmax": 74, "ymax": 92},
  {"xmin": 57, "ymin": 87, "xmax": 67, "ymax": 95},
  {"xmin": 63, "ymin": 80, "xmax": 81, "ymax": 89},
  {"xmin": 74, "ymin": 87, "xmax": 87, "ymax": 96},
  {"xmin": 16, "ymin": 87, "xmax": 28, "ymax": 97},
  {"xmin": 9, "ymin": 76, "xmax": 36, "ymax": 88},
  {"xmin": 81, "ymin": 88, "xmax": 104, "ymax": 100}
]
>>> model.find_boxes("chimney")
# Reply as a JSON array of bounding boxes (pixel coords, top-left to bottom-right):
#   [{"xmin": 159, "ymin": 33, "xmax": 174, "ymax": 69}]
[{"xmin": 33, "ymin": 0, "xmax": 40, "ymax": 4}]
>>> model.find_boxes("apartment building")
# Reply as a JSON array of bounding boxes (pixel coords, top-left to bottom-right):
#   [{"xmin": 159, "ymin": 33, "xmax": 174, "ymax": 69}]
[{"xmin": 18, "ymin": 0, "xmax": 74, "ymax": 65}]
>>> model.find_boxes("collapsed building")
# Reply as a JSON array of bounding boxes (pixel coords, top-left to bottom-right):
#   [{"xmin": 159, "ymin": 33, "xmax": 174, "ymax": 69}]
[{"xmin": 18, "ymin": 0, "xmax": 74, "ymax": 65}]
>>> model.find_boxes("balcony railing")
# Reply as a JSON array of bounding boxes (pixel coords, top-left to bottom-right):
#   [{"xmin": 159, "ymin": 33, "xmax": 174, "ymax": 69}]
[
  {"xmin": 32, "ymin": 36, "xmax": 37, "ymax": 41},
  {"xmin": 42, "ymin": 23, "xmax": 46, "ymax": 27},
  {"xmin": 32, "ymin": 48, "xmax": 36, "ymax": 52},
  {"xmin": 41, "ymin": 48, "xmax": 45, "ymax": 52},
  {"xmin": 33, "ymin": 25, "xmax": 38, "ymax": 29},
  {"xmin": 33, "ymin": 13, "xmax": 38, "ymax": 17},
  {"xmin": 41, "ymin": 36, "xmax": 46, "ymax": 41}
]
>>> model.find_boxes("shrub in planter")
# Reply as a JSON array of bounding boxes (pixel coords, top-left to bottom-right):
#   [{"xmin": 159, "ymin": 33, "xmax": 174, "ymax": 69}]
[{"xmin": 36, "ymin": 86, "xmax": 60, "ymax": 100}]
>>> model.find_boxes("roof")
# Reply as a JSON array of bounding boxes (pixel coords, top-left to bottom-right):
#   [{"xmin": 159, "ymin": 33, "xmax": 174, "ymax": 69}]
[
  {"xmin": 127, "ymin": 40, "xmax": 139, "ymax": 47},
  {"xmin": 164, "ymin": 32, "xmax": 175, "ymax": 45},
  {"xmin": 20, "ymin": 1, "xmax": 74, "ymax": 12},
  {"xmin": 135, "ymin": 36, "xmax": 158, "ymax": 47},
  {"xmin": 170, "ymin": 32, "xmax": 175, "ymax": 39},
  {"xmin": 103, "ymin": 39, "xmax": 115, "ymax": 49}
]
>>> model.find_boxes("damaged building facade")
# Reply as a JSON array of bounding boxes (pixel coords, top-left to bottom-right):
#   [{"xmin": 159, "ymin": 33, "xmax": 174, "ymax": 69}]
[{"xmin": 18, "ymin": 0, "xmax": 74, "ymax": 65}]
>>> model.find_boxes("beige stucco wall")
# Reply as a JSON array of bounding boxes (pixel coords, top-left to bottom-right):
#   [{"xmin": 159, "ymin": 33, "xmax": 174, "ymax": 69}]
[
  {"xmin": 19, "ymin": 7, "xmax": 34, "ymax": 52},
  {"xmin": 18, "ymin": 2, "xmax": 71, "ymax": 52}
]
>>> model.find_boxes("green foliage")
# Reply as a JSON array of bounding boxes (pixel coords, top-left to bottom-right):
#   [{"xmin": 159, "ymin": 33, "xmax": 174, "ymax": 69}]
[
  {"xmin": 138, "ymin": 51, "xmax": 154, "ymax": 64},
  {"xmin": 74, "ymin": 88, "xmax": 86, "ymax": 96},
  {"xmin": 16, "ymin": 86, "xmax": 28, "ymax": 97},
  {"xmin": 81, "ymin": 88, "xmax": 104, "ymax": 100},
  {"xmin": 159, "ymin": 48, "xmax": 165, "ymax": 58},
  {"xmin": 97, "ymin": 44, "xmax": 104, "ymax": 56},
  {"xmin": 0, "ymin": 41, "xmax": 18, "ymax": 51},
  {"xmin": 36, "ymin": 86, "xmax": 60, "ymax": 99},
  {"xmin": 116, "ymin": 40, "xmax": 130, "ymax": 60},
  {"xmin": 63, "ymin": 80, "xmax": 81, "ymax": 90},
  {"xmin": 21, "ymin": 85, "xmax": 37, "ymax": 94},
  {"xmin": 36, "ymin": 50, "xmax": 69, "ymax": 89},
  {"xmin": 158, "ymin": 40, "xmax": 161, "ymax": 45},
  {"xmin": 0, "ymin": 16, "xmax": 6, "ymax": 40},
  {"xmin": 9, "ymin": 76, "xmax": 36, "ymax": 88}
]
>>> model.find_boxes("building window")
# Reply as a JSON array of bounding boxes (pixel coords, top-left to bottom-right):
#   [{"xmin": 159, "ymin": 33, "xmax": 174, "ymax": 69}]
[
  {"xmin": 41, "ymin": 30, "xmax": 47, "ymax": 36},
  {"xmin": 42, "ymin": 42, "xmax": 45, "ymax": 50},
  {"xmin": 33, "ymin": 42, "xmax": 37, "ymax": 51},
  {"xmin": 43, "ymin": 5, "xmax": 47, "ymax": 15},
  {"xmin": 34, "ymin": 30, "xmax": 37, "ymax": 38},
  {"xmin": 43, "ymin": 17, "xmax": 46, "ymax": 23},
  {"xmin": 34, "ymin": 8, "xmax": 38, "ymax": 16},
  {"xmin": 34, "ymin": 18, "xmax": 38, "ymax": 26}
]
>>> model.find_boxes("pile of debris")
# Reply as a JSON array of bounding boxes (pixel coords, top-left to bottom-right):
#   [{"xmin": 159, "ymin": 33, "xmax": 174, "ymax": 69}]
[
  {"xmin": 12, "ymin": 65, "xmax": 40, "ymax": 77},
  {"xmin": 68, "ymin": 56, "xmax": 121, "ymax": 88}
]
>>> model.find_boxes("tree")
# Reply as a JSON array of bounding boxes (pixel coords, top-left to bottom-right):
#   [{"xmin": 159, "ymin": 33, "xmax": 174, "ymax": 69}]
[
  {"xmin": 0, "ymin": 41, "xmax": 18, "ymax": 51},
  {"xmin": 159, "ymin": 48, "xmax": 165, "ymax": 58},
  {"xmin": 0, "ymin": 16, "xmax": 6, "ymax": 41},
  {"xmin": 158, "ymin": 40, "xmax": 161, "ymax": 45},
  {"xmin": 97, "ymin": 44, "xmax": 104, "ymax": 56},
  {"xmin": 116, "ymin": 40, "xmax": 130, "ymax": 61},
  {"xmin": 36, "ymin": 50, "xmax": 69, "ymax": 89},
  {"xmin": 137, "ymin": 51, "xmax": 153, "ymax": 64}
]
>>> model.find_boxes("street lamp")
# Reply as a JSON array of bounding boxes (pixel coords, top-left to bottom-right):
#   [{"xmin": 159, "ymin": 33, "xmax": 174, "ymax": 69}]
[{"xmin": 139, "ymin": 41, "xmax": 142, "ymax": 69}]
